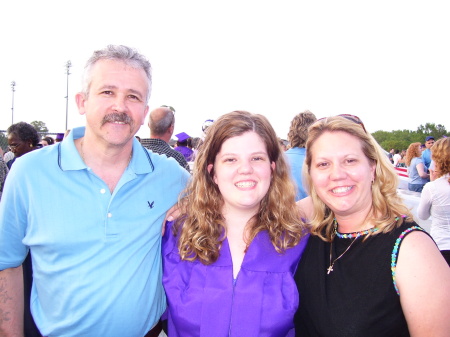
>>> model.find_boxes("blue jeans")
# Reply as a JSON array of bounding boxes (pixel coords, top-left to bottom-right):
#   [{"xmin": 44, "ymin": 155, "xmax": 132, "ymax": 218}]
[{"xmin": 408, "ymin": 183, "xmax": 425, "ymax": 193}]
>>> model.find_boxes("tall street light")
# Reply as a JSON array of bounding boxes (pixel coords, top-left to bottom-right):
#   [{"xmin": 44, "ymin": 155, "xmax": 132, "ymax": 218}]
[
  {"xmin": 65, "ymin": 60, "xmax": 72, "ymax": 131},
  {"xmin": 11, "ymin": 81, "xmax": 16, "ymax": 125}
]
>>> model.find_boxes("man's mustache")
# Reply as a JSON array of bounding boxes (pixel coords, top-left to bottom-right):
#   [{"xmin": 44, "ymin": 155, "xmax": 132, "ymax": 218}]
[{"xmin": 101, "ymin": 113, "xmax": 132, "ymax": 126}]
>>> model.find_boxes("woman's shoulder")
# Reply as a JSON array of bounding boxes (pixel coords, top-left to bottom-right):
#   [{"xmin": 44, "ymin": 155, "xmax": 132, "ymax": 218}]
[
  {"xmin": 391, "ymin": 221, "xmax": 426, "ymax": 236},
  {"xmin": 413, "ymin": 156, "xmax": 424, "ymax": 164}
]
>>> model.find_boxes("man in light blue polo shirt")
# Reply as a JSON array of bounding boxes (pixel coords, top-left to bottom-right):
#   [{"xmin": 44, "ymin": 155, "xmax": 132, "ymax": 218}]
[{"xmin": 0, "ymin": 45, "xmax": 189, "ymax": 337}]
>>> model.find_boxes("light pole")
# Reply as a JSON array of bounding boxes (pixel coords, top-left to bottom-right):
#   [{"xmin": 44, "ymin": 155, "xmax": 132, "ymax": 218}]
[
  {"xmin": 65, "ymin": 60, "xmax": 72, "ymax": 131},
  {"xmin": 11, "ymin": 81, "xmax": 16, "ymax": 125}
]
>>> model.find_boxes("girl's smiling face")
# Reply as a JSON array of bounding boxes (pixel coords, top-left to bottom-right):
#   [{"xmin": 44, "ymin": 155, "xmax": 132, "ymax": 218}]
[{"xmin": 208, "ymin": 131, "xmax": 275, "ymax": 215}]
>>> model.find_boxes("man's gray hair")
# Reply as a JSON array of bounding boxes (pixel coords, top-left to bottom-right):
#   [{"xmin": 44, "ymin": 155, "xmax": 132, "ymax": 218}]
[
  {"xmin": 150, "ymin": 107, "xmax": 175, "ymax": 135},
  {"xmin": 81, "ymin": 45, "xmax": 152, "ymax": 102}
]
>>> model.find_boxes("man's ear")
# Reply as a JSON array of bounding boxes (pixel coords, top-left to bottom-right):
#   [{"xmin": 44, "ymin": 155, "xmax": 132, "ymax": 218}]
[
  {"xmin": 140, "ymin": 105, "xmax": 149, "ymax": 126},
  {"xmin": 75, "ymin": 92, "xmax": 87, "ymax": 116},
  {"xmin": 168, "ymin": 123, "xmax": 175, "ymax": 135}
]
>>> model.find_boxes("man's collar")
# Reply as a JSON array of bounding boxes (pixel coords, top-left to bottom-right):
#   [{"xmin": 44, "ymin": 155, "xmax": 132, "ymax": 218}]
[{"xmin": 58, "ymin": 127, "xmax": 154, "ymax": 174}]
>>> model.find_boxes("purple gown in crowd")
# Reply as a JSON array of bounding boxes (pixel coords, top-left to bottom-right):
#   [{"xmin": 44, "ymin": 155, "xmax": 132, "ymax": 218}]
[
  {"xmin": 162, "ymin": 221, "xmax": 309, "ymax": 337},
  {"xmin": 174, "ymin": 146, "xmax": 194, "ymax": 162}
]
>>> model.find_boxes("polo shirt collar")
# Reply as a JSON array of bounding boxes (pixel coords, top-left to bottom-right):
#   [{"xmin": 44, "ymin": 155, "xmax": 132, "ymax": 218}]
[{"xmin": 58, "ymin": 126, "xmax": 154, "ymax": 174}]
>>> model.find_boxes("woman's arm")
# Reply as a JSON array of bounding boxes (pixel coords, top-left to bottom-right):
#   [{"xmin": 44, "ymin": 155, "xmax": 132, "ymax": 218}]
[
  {"xmin": 163, "ymin": 204, "xmax": 181, "ymax": 235},
  {"xmin": 416, "ymin": 162, "xmax": 429, "ymax": 180},
  {"xmin": 396, "ymin": 231, "xmax": 450, "ymax": 336},
  {"xmin": 417, "ymin": 185, "xmax": 432, "ymax": 220},
  {"xmin": 296, "ymin": 196, "xmax": 313, "ymax": 220}
]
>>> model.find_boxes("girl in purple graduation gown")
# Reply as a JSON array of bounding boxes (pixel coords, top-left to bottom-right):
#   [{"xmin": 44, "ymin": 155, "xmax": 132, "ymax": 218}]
[{"xmin": 163, "ymin": 111, "xmax": 309, "ymax": 337}]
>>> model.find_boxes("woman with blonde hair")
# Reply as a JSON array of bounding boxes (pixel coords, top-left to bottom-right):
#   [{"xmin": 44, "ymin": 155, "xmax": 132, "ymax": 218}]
[
  {"xmin": 163, "ymin": 110, "xmax": 308, "ymax": 336},
  {"xmin": 418, "ymin": 137, "xmax": 450, "ymax": 266},
  {"xmin": 294, "ymin": 115, "xmax": 450, "ymax": 336},
  {"xmin": 404, "ymin": 141, "xmax": 429, "ymax": 192}
]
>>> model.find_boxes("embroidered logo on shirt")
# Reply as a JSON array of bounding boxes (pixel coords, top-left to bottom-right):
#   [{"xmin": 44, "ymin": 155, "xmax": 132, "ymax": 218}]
[{"xmin": 147, "ymin": 201, "xmax": 155, "ymax": 209}]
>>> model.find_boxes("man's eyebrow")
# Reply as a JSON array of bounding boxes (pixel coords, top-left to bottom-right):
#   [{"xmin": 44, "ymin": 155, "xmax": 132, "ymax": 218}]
[{"xmin": 98, "ymin": 85, "xmax": 144, "ymax": 98}]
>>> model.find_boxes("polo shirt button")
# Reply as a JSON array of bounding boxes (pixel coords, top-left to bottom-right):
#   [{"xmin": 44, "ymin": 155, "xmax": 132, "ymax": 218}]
[
  {"xmin": 107, "ymin": 213, "xmax": 112, "ymax": 218},
  {"xmin": 100, "ymin": 188, "xmax": 106, "ymax": 194}
]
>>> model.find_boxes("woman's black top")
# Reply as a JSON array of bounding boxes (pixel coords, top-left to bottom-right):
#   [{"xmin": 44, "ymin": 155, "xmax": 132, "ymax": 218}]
[{"xmin": 294, "ymin": 222, "xmax": 426, "ymax": 337}]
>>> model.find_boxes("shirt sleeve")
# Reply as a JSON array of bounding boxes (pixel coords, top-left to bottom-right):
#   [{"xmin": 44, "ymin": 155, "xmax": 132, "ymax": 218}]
[
  {"xmin": 0, "ymin": 162, "xmax": 29, "ymax": 270},
  {"xmin": 417, "ymin": 183, "xmax": 432, "ymax": 220}
]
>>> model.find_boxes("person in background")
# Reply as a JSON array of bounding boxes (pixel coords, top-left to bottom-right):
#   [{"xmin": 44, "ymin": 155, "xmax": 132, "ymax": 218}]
[
  {"xmin": 285, "ymin": 110, "xmax": 317, "ymax": 201},
  {"xmin": 429, "ymin": 160, "xmax": 438, "ymax": 181},
  {"xmin": 163, "ymin": 110, "xmax": 309, "ymax": 336},
  {"xmin": 3, "ymin": 149, "xmax": 15, "ymax": 166},
  {"xmin": 405, "ymin": 142, "xmax": 429, "ymax": 192},
  {"xmin": 0, "ymin": 44, "xmax": 189, "ymax": 337},
  {"xmin": 396, "ymin": 149, "xmax": 407, "ymax": 168},
  {"xmin": 0, "ymin": 155, "xmax": 8, "ymax": 200},
  {"xmin": 6, "ymin": 121, "xmax": 41, "ymax": 169},
  {"xmin": 191, "ymin": 119, "xmax": 215, "ymax": 160},
  {"xmin": 278, "ymin": 138, "xmax": 289, "ymax": 151},
  {"xmin": 40, "ymin": 136, "xmax": 55, "ymax": 147},
  {"xmin": 294, "ymin": 115, "xmax": 450, "ymax": 336},
  {"xmin": 420, "ymin": 143, "xmax": 426, "ymax": 152},
  {"xmin": 421, "ymin": 135, "xmax": 435, "ymax": 171},
  {"xmin": 392, "ymin": 149, "xmax": 401, "ymax": 167},
  {"xmin": 6, "ymin": 122, "xmax": 45, "ymax": 336},
  {"xmin": 147, "ymin": 106, "xmax": 190, "ymax": 171},
  {"xmin": 174, "ymin": 131, "xmax": 194, "ymax": 162},
  {"xmin": 201, "ymin": 118, "xmax": 214, "ymax": 140},
  {"xmin": 188, "ymin": 136, "xmax": 202, "ymax": 161},
  {"xmin": 417, "ymin": 137, "xmax": 450, "ymax": 266},
  {"xmin": 387, "ymin": 148, "xmax": 395, "ymax": 164},
  {"xmin": 54, "ymin": 133, "xmax": 65, "ymax": 143}
]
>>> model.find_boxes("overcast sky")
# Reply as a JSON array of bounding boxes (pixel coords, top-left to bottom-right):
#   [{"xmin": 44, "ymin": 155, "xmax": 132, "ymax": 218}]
[{"xmin": 1, "ymin": 0, "xmax": 449, "ymax": 140}]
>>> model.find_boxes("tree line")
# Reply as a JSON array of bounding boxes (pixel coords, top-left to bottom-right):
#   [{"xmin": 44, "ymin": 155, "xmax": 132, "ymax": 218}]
[
  {"xmin": 372, "ymin": 123, "xmax": 447, "ymax": 152},
  {"xmin": 1, "ymin": 121, "xmax": 448, "ymax": 154}
]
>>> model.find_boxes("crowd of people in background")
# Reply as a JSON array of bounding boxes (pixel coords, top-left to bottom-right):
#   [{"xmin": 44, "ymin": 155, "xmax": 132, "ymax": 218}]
[{"xmin": 1, "ymin": 44, "xmax": 449, "ymax": 337}]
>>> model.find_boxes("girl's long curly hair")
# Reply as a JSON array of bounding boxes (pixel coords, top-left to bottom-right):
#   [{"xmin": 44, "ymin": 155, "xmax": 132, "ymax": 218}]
[
  {"xmin": 174, "ymin": 110, "xmax": 307, "ymax": 264},
  {"xmin": 404, "ymin": 142, "xmax": 421, "ymax": 167},
  {"xmin": 304, "ymin": 116, "xmax": 412, "ymax": 242}
]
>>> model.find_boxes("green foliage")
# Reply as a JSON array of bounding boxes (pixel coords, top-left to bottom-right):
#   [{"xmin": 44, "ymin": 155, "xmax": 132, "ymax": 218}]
[
  {"xmin": 30, "ymin": 121, "xmax": 48, "ymax": 134},
  {"xmin": 372, "ymin": 123, "xmax": 448, "ymax": 151}
]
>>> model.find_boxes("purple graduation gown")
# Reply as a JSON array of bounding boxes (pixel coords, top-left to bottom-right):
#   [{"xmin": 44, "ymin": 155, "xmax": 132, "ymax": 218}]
[
  {"xmin": 162, "ymin": 221, "xmax": 309, "ymax": 336},
  {"xmin": 174, "ymin": 146, "xmax": 194, "ymax": 162}
]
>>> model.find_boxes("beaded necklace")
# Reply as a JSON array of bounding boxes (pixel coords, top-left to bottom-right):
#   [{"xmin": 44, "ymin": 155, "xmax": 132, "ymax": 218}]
[{"xmin": 327, "ymin": 218, "xmax": 378, "ymax": 275}]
